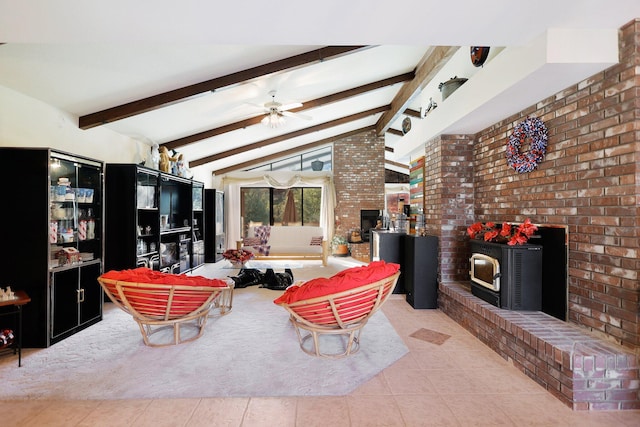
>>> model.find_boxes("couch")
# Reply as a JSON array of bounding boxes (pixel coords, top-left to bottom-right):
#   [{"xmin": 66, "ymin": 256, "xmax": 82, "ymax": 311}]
[{"xmin": 238, "ymin": 225, "xmax": 328, "ymax": 265}]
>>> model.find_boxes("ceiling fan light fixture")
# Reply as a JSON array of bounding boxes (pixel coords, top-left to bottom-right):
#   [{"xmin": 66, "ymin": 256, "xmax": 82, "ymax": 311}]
[{"xmin": 262, "ymin": 111, "xmax": 285, "ymax": 128}]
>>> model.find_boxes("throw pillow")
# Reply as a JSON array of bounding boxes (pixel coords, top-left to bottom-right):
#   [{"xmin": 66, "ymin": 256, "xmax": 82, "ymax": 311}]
[
  {"xmin": 243, "ymin": 237, "xmax": 261, "ymax": 246},
  {"xmin": 309, "ymin": 236, "xmax": 323, "ymax": 246}
]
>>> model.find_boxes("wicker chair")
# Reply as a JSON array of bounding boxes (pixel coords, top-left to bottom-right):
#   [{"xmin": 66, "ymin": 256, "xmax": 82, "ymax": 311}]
[
  {"xmin": 98, "ymin": 272, "xmax": 230, "ymax": 347},
  {"xmin": 275, "ymin": 271, "xmax": 400, "ymax": 358}
]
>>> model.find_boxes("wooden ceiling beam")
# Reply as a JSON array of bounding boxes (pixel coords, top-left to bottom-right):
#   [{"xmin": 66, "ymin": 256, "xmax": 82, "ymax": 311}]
[
  {"xmin": 163, "ymin": 71, "xmax": 413, "ymax": 151},
  {"xmin": 375, "ymin": 46, "xmax": 459, "ymax": 136},
  {"xmin": 191, "ymin": 105, "xmax": 389, "ymax": 167},
  {"xmin": 403, "ymin": 108, "xmax": 422, "ymax": 118},
  {"xmin": 213, "ymin": 126, "xmax": 375, "ymax": 175},
  {"xmin": 386, "ymin": 128, "xmax": 404, "ymax": 137},
  {"xmin": 386, "ymin": 159, "xmax": 409, "ymax": 170},
  {"xmin": 78, "ymin": 45, "xmax": 369, "ymax": 129}
]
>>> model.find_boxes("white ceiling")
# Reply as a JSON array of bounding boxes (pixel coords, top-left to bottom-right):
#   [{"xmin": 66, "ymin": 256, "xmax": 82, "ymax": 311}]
[{"xmin": 1, "ymin": 1, "xmax": 639, "ymax": 176}]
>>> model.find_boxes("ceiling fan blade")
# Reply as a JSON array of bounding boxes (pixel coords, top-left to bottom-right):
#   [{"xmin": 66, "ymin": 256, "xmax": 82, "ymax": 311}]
[
  {"xmin": 279, "ymin": 102, "xmax": 303, "ymax": 111},
  {"xmin": 281, "ymin": 110, "xmax": 312, "ymax": 120}
]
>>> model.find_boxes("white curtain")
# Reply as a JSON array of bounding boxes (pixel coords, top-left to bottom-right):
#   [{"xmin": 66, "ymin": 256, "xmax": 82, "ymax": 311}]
[{"xmin": 219, "ymin": 171, "xmax": 335, "ymax": 249}]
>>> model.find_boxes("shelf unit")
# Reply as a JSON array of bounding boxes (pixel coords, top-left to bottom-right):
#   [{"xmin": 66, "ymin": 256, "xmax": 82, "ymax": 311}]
[
  {"xmin": 0, "ymin": 148, "xmax": 104, "ymax": 348},
  {"xmin": 105, "ymin": 164, "xmax": 205, "ymax": 274}
]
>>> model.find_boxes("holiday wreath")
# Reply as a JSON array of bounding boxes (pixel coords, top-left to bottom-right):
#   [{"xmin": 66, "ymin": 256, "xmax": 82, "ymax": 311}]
[{"xmin": 506, "ymin": 116, "xmax": 548, "ymax": 173}]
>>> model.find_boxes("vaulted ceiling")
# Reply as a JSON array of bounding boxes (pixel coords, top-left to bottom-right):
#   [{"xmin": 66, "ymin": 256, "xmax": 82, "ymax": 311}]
[{"xmin": 1, "ymin": 1, "xmax": 638, "ymax": 178}]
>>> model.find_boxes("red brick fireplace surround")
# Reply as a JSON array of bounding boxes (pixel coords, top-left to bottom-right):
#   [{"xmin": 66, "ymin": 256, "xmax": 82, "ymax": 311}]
[
  {"xmin": 440, "ymin": 283, "xmax": 639, "ymax": 410},
  {"xmin": 332, "ymin": 19, "xmax": 639, "ymax": 410},
  {"xmin": 428, "ymin": 20, "xmax": 639, "ymax": 410}
]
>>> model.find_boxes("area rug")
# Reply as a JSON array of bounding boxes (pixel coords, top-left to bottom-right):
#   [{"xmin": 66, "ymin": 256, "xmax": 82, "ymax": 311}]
[{"xmin": 0, "ymin": 284, "xmax": 408, "ymax": 400}]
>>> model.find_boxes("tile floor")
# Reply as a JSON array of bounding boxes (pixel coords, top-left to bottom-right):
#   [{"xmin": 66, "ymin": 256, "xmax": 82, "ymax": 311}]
[{"xmin": 3, "ymin": 267, "xmax": 639, "ymax": 426}]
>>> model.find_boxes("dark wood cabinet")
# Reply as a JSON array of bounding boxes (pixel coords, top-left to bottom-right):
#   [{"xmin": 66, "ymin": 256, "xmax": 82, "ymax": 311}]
[
  {"xmin": 0, "ymin": 148, "xmax": 104, "ymax": 348},
  {"xmin": 370, "ymin": 230, "xmax": 405, "ymax": 293},
  {"xmin": 105, "ymin": 164, "xmax": 204, "ymax": 274}
]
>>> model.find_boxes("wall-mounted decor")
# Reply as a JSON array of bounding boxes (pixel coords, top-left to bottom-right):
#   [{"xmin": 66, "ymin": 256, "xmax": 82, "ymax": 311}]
[
  {"xmin": 402, "ymin": 117, "xmax": 412, "ymax": 135},
  {"xmin": 506, "ymin": 116, "xmax": 548, "ymax": 173},
  {"xmin": 470, "ymin": 46, "xmax": 490, "ymax": 67},
  {"xmin": 438, "ymin": 76, "xmax": 468, "ymax": 101}
]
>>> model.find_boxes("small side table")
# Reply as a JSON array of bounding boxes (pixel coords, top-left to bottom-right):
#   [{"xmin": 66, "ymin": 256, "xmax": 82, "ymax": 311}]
[{"xmin": 0, "ymin": 290, "xmax": 31, "ymax": 367}]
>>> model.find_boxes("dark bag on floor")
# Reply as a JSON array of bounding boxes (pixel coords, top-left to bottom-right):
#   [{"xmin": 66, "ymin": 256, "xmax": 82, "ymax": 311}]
[
  {"xmin": 261, "ymin": 268, "xmax": 294, "ymax": 291},
  {"xmin": 229, "ymin": 268, "xmax": 263, "ymax": 288}
]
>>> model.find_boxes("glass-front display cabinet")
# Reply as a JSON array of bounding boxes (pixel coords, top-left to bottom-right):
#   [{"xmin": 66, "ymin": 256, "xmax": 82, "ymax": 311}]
[
  {"xmin": 105, "ymin": 164, "xmax": 204, "ymax": 275},
  {"xmin": 0, "ymin": 148, "xmax": 104, "ymax": 348}
]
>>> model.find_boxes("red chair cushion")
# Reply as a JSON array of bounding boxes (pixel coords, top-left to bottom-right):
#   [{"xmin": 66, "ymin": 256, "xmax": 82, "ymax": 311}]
[
  {"xmin": 101, "ymin": 267, "xmax": 228, "ymax": 287},
  {"xmin": 273, "ymin": 260, "xmax": 399, "ymax": 305},
  {"xmin": 100, "ymin": 268, "xmax": 227, "ymax": 317}
]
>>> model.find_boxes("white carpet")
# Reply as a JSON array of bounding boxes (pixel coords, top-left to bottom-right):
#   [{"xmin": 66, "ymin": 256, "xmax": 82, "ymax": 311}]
[{"xmin": 0, "ymin": 259, "xmax": 408, "ymax": 400}]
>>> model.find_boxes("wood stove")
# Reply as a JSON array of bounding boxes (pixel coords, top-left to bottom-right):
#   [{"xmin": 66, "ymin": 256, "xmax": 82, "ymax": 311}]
[{"xmin": 469, "ymin": 240, "xmax": 543, "ymax": 311}]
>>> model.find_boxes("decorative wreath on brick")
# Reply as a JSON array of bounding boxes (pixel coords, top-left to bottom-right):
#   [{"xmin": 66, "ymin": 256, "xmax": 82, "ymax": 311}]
[{"xmin": 506, "ymin": 116, "xmax": 548, "ymax": 173}]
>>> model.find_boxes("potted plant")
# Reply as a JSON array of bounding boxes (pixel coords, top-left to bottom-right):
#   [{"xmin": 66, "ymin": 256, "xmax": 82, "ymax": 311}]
[{"xmin": 331, "ymin": 235, "xmax": 349, "ymax": 256}]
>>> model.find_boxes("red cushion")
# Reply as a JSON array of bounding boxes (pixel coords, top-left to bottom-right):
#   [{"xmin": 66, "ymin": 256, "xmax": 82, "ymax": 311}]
[
  {"xmin": 101, "ymin": 267, "xmax": 227, "ymax": 287},
  {"xmin": 100, "ymin": 268, "xmax": 227, "ymax": 318},
  {"xmin": 273, "ymin": 260, "xmax": 399, "ymax": 305}
]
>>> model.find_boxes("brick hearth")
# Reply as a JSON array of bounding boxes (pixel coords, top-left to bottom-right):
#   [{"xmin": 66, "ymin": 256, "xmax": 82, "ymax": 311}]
[{"xmin": 439, "ymin": 282, "xmax": 640, "ymax": 410}]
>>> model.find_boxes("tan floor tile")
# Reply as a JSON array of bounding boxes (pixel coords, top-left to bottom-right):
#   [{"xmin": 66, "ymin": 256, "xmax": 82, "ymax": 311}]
[
  {"xmin": 442, "ymin": 394, "xmax": 514, "ymax": 426},
  {"xmin": 351, "ymin": 372, "xmax": 393, "ymax": 396},
  {"xmin": 409, "ymin": 348, "xmax": 460, "ymax": 371},
  {"xmin": 132, "ymin": 398, "xmax": 200, "ymax": 427},
  {"xmin": 424, "ymin": 369, "xmax": 486, "ymax": 395},
  {"xmin": 394, "ymin": 394, "xmax": 460, "ymax": 426},
  {"xmin": 442, "ymin": 348, "xmax": 508, "ymax": 369},
  {"xmin": 240, "ymin": 397, "xmax": 297, "ymax": 427},
  {"xmin": 347, "ymin": 395, "xmax": 404, "ymax": 427},
  {"xmin": 0, "ymin": 400, "xmax": 57, "ymax": 427},
  {"xmin": 464, "ymin": 367, "xmax": 542, "ymax": 394},
  {"xmin": 494, "ymin": 392, "xmax": 615, "ymax": 426},
  {"xmin": 185, "ymin": 397, "xmax": 249, "ymax": 427},
  {"xmin": 383, "ymin": 368, "xmax": 438, "ymax": 395},
  {"xmin": 296, "ymin": 396, "xmax": 351, "ymax": 427},
  {"xmin": 17, "ymin": 400, "xmax": 102, "ymax": 427},
  {"xmin": 77, "ymin": 399, "xmax": 152, "ymax": 427}
]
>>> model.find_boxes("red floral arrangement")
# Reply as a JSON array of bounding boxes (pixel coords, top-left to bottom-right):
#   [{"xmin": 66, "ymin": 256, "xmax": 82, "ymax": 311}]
[
  {"xmin": 467, "ymin": 219, "xmax": 538, "ymax": 246},
  {"xmin": 222, "ymin": 249, "xmax": 254, "ymax": 264}
]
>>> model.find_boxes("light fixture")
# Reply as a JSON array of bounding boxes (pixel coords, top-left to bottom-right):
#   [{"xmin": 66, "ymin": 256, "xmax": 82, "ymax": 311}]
[
  {"xmin": 51, "ymin": 158, "xmax": 61, "ymax": 168},
  {"xmin": 261, "ymin": 111, "xmax": 285, "ymax": 128}
]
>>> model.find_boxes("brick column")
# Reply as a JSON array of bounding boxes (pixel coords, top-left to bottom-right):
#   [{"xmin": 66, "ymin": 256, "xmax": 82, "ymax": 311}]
[
  {"xmin": 333, "ymin": 129, "xmax": 385, "ymax": 261},
  {"xmin": 423, "ymin": 134, "xmax": 474, "ymax": 282}
]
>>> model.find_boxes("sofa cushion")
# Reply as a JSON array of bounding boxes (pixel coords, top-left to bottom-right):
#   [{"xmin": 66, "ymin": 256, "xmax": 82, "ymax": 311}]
[{"xmin": 273, "ymin": 260, "xmax": 400, "ymax": 305}]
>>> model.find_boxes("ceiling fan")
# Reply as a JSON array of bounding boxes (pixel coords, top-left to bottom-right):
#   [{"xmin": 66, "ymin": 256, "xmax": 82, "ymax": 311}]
[{"xmin": 259, "ymin": 90, "xmax": 311, "ymax": 128}]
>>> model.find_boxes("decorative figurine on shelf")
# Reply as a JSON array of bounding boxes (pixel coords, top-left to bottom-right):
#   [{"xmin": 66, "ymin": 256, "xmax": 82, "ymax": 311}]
[
  {"xmin": 145, "ymin": 143, "xmax": 160, "ymax": 170},
  {"xmin": 158, "ymin": 146, "xmax": 177, "ymax": 173},
  {"xmin": 175, "ymin": 153, "xmax": 193, "ymax": 178}
]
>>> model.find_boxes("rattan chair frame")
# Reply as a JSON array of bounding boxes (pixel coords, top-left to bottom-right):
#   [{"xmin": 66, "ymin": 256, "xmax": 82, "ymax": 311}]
[
  {"xmin": 277, "ymin": 271, "xmax": 400, "ymax": 358},
  {"xmin": 98, "ymin": 277, "xmax": 229, "ymax": 347}
]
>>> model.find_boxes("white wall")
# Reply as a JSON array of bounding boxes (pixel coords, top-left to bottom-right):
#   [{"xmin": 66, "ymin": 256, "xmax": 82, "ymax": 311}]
[{"xmin": 0, "ymin": 85, "xmax": 145, "ymax": 163}]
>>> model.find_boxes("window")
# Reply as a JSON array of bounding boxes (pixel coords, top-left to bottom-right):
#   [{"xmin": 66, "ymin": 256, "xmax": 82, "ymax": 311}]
[
  {"xmin": 240, "ymin": 187, "xmax": 321, "ymax": 236},
  {"xmin": 246, "ymin": 146, "xmax": 332, "ymax": 172}
]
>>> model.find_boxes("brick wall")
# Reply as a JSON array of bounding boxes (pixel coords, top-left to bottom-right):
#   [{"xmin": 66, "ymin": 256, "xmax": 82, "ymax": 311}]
[
  {"xmin": 333, "ymin": 129, "xmax": 385, "ymax": 261},
  {"xmin": 467, "ymin": 19, "xmax": 639, "ymax": 349},
  {"xmin": 422, "ymin": 134, "xmax": 474, "ymax": 282}
]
